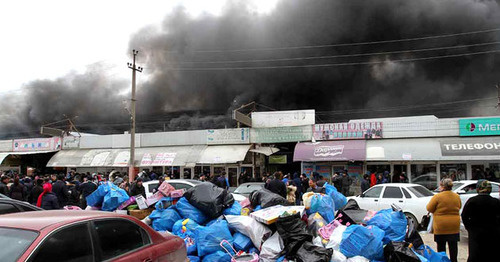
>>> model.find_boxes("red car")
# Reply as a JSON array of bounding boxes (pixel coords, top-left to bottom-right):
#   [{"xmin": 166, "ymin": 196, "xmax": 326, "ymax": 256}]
[{"xmin": 0, "ymin": 210, "xmax": 186, "ymax": 262}]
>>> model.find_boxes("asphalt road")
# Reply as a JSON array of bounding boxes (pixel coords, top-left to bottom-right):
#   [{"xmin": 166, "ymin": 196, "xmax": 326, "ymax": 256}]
[{"xmin": 420, "ymin": 231, "xmax": 469, "ymax": 262}]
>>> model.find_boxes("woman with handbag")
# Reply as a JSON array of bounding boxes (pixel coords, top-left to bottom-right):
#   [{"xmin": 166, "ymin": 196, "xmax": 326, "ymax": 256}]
[{"xmin": 426, "ymin": 178, "xmax": 461, "ymax": 262}]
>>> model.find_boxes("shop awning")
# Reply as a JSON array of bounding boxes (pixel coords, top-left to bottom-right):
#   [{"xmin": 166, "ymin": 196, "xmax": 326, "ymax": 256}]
[
  {"xmin": 1, "ymin": 151, "xmax": 57, "ymax": 165},
  {"xmin": 198, "ymin": 145, "xmax": 251, "ymax": 164},
  {"xmin": 250, "ymin": 146, "xmax": 280, "ymax": 156},
  {"xmin": 293, "ymin": 141, "xmax": 366, "ymax": 162},
  {"xmin": 47, "ymin": 146, "xmax": 207, "ymax": 167},
  {"xmin": 366, "ymin": 138, "xmax": 441, "ymax": 161}
]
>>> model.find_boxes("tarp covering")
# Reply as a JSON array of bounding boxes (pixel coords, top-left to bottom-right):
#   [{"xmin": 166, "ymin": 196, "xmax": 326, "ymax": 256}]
[
  {"xmin": 250, "ymin": 146, "xmax": 280, "ymax": 156},
  {"xmin": 293, "ymin": 141, "xmax": 366, "ymax": 162},
  {"xmin": 0, "ymin": 151, "xmax": 57, "ymax": 165}
]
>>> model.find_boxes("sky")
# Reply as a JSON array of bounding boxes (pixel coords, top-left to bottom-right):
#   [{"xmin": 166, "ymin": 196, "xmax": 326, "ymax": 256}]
[{"xmin": 0, "ymin": 0, "xmax": 279, "ymax": 94}]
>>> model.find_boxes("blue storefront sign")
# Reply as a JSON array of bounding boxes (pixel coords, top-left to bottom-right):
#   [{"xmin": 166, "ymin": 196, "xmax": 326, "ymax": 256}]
[{"xmin": 459, "ymin": 117, "xmax": 500, "ymax": 136}]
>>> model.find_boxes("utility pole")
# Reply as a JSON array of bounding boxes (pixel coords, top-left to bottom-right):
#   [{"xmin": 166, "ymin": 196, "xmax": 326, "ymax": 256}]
[
  {"xmin": 497, "ymin": 83, "xmax": 500, "ymax": 113},
  {"xmin": 127, "ymin": 50, "xmax": 143, "ymax": 183}
]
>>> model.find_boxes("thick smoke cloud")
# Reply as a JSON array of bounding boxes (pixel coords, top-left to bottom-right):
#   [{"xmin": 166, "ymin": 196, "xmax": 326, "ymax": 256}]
[{"xmin": 2, "ymin": 0, "xmax": 500, "ymax": 137}]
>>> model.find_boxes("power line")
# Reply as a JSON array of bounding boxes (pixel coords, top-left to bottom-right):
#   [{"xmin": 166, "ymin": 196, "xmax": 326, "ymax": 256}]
[
  {"xmin": 163, "ymin": 49, "xmax": 500, "ymax": 71},
  {"xmin": 187, "ymin": 28, "xmax": 500, "ymax": 53},
  {"xmin": 171, "ymin": 41, "xmax": 500, "ymax": 65}
]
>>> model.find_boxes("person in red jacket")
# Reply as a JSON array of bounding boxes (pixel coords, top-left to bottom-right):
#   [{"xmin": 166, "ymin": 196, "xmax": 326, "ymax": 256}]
[{"xmin": 370, "ymin": 172, "xmax": 377, "ymax": 187}]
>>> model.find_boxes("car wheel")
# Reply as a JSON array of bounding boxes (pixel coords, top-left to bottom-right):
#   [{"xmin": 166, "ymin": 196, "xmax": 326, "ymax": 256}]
[{"xmin": 404, "ymin": 212, "xmax": 418, "ymax": 227}]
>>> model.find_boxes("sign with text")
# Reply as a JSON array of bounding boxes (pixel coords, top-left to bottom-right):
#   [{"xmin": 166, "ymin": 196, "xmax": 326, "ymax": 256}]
[
  {"xmin": 113, "ymin": 151, "xmax": 130, "ymax": 167},
  {"xmin": 459, "ymin": 117, "xmax": 500, "ymax": 137},
  {"xmin": 252, "ymin": 110, "xmax": 315, "ymax": 128},
  {"xmin": 207, "ymin": 128, "xmax": 249, "ymax": 144},
  {"xmin": 140, "ymin": 153, "xmax": 153, "ymax": 166},
  {"xmin": 13, "ymin": 137, "xmax": 62, "ymax": 152},
  {"xmin": 250, "ymin": 125, "xmax": 312, "ymax": 143},
  {"xmin": 440, "ymin": 138, "xmax": 500, "ymax": 156},
  {"xmin": 314, "ymin": 122, "xmax": 383, "ymax": 140},
  {"xmin": 269, "ymin": 155, "xmax": 287, "ymax": 164},
  {"xmin": 152, "ymin": 153, "xmax": 177, "ymax": 166}
]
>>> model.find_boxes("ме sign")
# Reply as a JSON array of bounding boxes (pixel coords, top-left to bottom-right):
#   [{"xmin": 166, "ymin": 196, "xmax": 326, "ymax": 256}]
[{"xmin": 459, "ymin": 117, "xmax": 500, "ymax": 137}]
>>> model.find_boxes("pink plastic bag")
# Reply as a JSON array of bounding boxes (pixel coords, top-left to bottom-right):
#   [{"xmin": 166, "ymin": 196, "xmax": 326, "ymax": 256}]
[
  {"xmin": 146, "ymin": 191, "xmax": 164, "ymax": 206},
  {"xmin": 318, "ymin": 219, "xmax": 341, "ymax": 240},
  {"xmin": 158, "ymin": 181, "xmax": 175, "ymax": 196},
  {"xmin": 240, "ymin": 198, "xmax": 251, "ymax": 208}
]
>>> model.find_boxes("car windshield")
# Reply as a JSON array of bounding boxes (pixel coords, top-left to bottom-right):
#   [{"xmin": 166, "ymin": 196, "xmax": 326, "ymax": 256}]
[
  {"xmin": 147, "ymin": 182, "xmax": 159, "ymax": 193},
  {"xmin": 407, "ymin": 186, "xmax": 434, "ymax": 197},
  {"xmin": 451, "ymin": 182, "xmax": 464, "ymax": 191},
  {"xmin": 234, "ymin": 184, "xmax": 263, "ymax": 194},
  {"xmin": 0, "ymin": 227, "xmax": 38, "ymax": 262}
]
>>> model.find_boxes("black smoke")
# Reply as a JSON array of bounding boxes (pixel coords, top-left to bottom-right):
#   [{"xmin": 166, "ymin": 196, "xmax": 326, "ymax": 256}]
[{"xmin": 2, "ymin": 0, "xmax": 500, "ymax": 138}]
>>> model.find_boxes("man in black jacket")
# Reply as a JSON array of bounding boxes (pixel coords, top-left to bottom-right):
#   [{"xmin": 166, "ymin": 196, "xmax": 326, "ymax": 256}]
[
  {"xmin": 0, "ymin": 175, "xmax": 9, "ymax": 195},
  {"xmin": 52, "ymin": 174, "xmax": 70, "ymax": 207},
  {"xmin": 30, "ymin": 179, "xmax": 44, "ymax": 205},
  {"xmin": 79, "ymin": 175, "xmax": 97, "ymax": 208},
  {"xmin": 461, "ymin": 180, "xmax": 500, "ymax": 262},
  {"xmin": 264, "ymin": 174, "xmax": 287, "ymax": 198},
  {"xmin": 130, "ymin": 178, "xmax": 146, "ymax": 198}
]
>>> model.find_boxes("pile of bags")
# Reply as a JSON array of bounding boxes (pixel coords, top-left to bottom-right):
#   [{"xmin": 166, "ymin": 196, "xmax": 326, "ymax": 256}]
[{"xmin": 140, "ymin": 181, "xmax": 450, "ymax": 262}]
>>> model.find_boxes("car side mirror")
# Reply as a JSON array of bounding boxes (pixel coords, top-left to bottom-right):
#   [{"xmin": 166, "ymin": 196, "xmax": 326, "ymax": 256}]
[{"xmin": 457, "ymin": 190, "xmax": 466, "ymax": 194}]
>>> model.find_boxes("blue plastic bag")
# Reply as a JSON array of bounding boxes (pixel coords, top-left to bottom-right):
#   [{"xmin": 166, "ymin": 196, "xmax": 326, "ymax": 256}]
[
  {"xmin": 195, "ymin": 220, "xmax": 234, "ymax": 257},
  {"xmin": 325, "ymin": 183, "xmax": 347, "ymax": 211},
  {"xmin": 155, "ymin": 197, "xmax": 174, "ymax": 211},
  {"xmin": 307, "ymin": 194, "xmax": 335, "ymax": 223},
  {"xmin": 101, "ymin": 185, "xmax": 130, "ymax": 211},
  {"xmin": 152, "ymin": 208, "xmax": 182, "ymax": 232},
  {"xmin": 233, "ymin": 232, "xmax": 253, "ymax": 251},
  {"xmin": 187, "ymin": 256, "xmax": 200, "ymax": 262},
  {"xmin": 172, "ymin": 218, "xmax": 201, "ymax": 236},
  {"xmin": 367, "ymin": 209, "xmax": 407, "ymax": 244},
  {"xmin": 177, "ymin": 197, "xmax": 208, "ymax": 224},
  {"xmin": 181, "ymin": 231, "xmax": 197, "ymax": 255},
  {"xmin": 340, "ymin": 225, "xmax": 385, "ymax": 260},
  {"xmin": 254, "ymin": 205, "xmax": 262, "ymax": 211},
  {"xmin": 418, "ymin": 245, "xmax": 451, "ymax": 262},
  {"xmin": 248, "ymin": 247, "xmax": 259, "ymax": 255},
  {"xmin": 202, "ymin": 251, "xmax": 231, "ymax": 262},
  {"xmin": 223, "ymin": 201, "xmax": 242, "ymax": 216},
  {"xmin": 86, "ymin": 182, "xmax": 112, "ymax": 207}
]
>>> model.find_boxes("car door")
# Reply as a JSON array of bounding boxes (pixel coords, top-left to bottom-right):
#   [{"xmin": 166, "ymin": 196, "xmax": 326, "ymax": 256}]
[
  {"xmin": 358, "ymin": 186, "xmax": 383, "ymax": 210},
  {"xmin": 378, "ymin": 186, "xmax": 405, "ymax": 210},
  {"xmin": 29, "ymin": 222, "xmax": 94, "ymax": 262},
  {"xmin": 91, "ymin": 218, "xmax": 153, "ymax": 262},
  {"xmin": 490, "ymin": 183, "xmax": 500, "ymax": 200},
  {"xmin": 460, "ymin": 183, "xmax": 477, "ymax": 205}
]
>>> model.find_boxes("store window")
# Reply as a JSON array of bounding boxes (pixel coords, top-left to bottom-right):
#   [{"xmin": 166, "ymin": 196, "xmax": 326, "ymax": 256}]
[
  {"xmin": 487, "ymin": 164, "xmax": 500, "ymax": 181},
  {"xmin": 410, "ymin": 164, "xmax": 437, "ymax": 190},
  {"xmin": 367, "ymin": 165, "xmax": 390, "ymax": 175},
  {"xmin": 440, "ymin": 164, "xmax": 466, "ymax": 181}
]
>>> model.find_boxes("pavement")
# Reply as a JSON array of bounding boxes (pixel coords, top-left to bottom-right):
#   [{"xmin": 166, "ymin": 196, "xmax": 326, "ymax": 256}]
[{"xmin": 420, "ymin": 231, "xmax": 469, "ymax": 262}]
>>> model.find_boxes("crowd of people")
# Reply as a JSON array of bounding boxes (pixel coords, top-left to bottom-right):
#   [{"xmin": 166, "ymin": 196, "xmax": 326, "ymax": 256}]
[{"xmin": 0, "ymin": 170, "xmax": 169, "ymax": 210}]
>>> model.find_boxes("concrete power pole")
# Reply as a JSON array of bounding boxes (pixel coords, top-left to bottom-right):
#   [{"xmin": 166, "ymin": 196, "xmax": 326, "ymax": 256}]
[
  {"xmin": 127, "ymin": 50, "xmax": 143, "ymax": 183},
  {"xmin": 497, "ymin": 83, "xmax": 500, "ymax": 113}
]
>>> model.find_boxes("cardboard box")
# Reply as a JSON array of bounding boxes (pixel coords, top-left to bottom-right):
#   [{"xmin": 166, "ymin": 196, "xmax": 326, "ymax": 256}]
[
  {"xmin": 128, "ymin": 208, "xmax": 154, "ymax": 220},
  {"xmin": 135, "ymin": 195, "xmax": 149, "ymax": 210},
  {"xmin": 250, "ymin": 205, "xmax": 305, "ymax": 225}
]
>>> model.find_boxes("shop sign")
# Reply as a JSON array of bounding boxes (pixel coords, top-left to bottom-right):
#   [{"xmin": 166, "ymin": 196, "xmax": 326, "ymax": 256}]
[
  {"xmin": 207, "ymin": 128, "xmax": 249, "ymax": 144},
  {"xmin": 140, "ymin": 153, "xmax": 153, "ymax": 166},
  {"xmin": 303, "ymin": 163, "xmax": 314, "ymax": 176},
  {"xmin": 269, "ymin": 155, "xmax": 287, "ymax": 164},
  {"xmin": 252, "ymin": 110, "xmax": 315, "ymax": 128},
  {"xmin": 313, "ymin": 122, "xmax": 383, "ymax": 140},
  {"xmin": 440, "ymin": 138, "xmax": 500, "ymax": 156},
  {"xmin": 294, "ymin": 140, "xmax": 366, "ymax": 162},
  {"xmin": 62, "ymin": 136, "xmax": 80, "ymax": 149},
  {"xmin": 13, "ymin": 137, "xmax": 62, "ymax": 152},
  {"xmin": 315, "ymin": 165, "xmax": 331, "ymax": 178},
  {"xmin": 250, "ymin": 126, "xmax": 312, "ymax": 143},
  {"xmin": 152, "ymin": 153, "xmax": 177, "ymax": 166},
  {"xmin": 459, "ymin": 117, "xmax": 500, "ymax": 136}
]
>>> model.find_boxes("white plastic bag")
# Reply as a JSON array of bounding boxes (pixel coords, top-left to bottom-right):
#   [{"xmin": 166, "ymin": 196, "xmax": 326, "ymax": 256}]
[
  {"xmin": 427, "ymin": 214, "xmax": 434, "ymax": 233},
  {"xmin": 326, "ymin": 224, "xmax": 347, "ymax": 250},
  {"xmin": 260, "ymin": 231, "xmax": 284, "ymax": 262},
  {"xmin": 313, "ymin": 236, "xmax": 324, "ymax": 247},
  {"xmin": 330, "ymin": 250, "xmax": 347, "ymax": 262},
  {"xmin": 226, "ymin": 215, "xmax": 272, "ymax": 249},
  {"xmin": 347, "ymin": 256, "xmax": 369, "ymax": 262}
]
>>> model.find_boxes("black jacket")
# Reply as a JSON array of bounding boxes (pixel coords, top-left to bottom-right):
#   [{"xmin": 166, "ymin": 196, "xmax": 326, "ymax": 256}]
[
  {"xmin": 9, "ymin": 184, "xmax": 26, "ymax": 201},
  {"xmin": 461, "ymin": 194, "xmax": 500, "ymax": 262},
  {"xmin": 265, "ymin": 179, "xmax": 287, "ymax": 198},
  {"xmin": 361, "ymin": 179, "xmax": 370, "ymax": 193},
  {"xmin": 0, "ymin": 182, "xmax": 8, "ymax": 195},
  {"xmin": 41, "ymin": 192, "xmax": 60, "ymax": 210},
  {"xmin": 306, "ymin": 186, "xmax": 326, "ymax": 194},
  {"xmin": 30, "ymin": 185, "xmax": 44, "ymax": 205},
  {"xmin": 79, "ymin": 181, "xmax": 97, "ymax": 198},
  {"xmin": 52, "ymin": 180, "xmax": 70, "ymax": 207},
  {"xmin": 130, "ymin": 183, "xmax": 146, "ymax": 198}
]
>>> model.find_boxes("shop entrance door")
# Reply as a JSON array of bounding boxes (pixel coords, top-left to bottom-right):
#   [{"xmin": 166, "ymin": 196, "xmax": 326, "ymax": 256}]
[
  {"xmin": 393, "ymin": 165, "xmax": 407, "ymax": 183},
  {"xmin": 227, "ymin": 167, "xmax": 238, "ymax": 187},
  {"xmin": 471, "ymin": 165, "xmax": 485, "ymax": 180}
]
